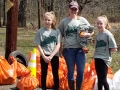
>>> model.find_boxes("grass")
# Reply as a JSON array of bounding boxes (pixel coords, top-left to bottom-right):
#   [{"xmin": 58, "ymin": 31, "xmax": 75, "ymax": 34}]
[
  {"xmin": 0, "ymin": 27, "xmax": 36, "ymax": 57},
  {"xmin": 0, "ymin": 26, "xmax": 120, "ymax": 74},
  {"xmin": 17, "ymin": 28, "xmax": 37, "ymax": 55}
]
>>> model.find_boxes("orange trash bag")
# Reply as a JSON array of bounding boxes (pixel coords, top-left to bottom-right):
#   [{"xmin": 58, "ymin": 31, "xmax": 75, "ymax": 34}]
[
  {"xmin": 82, "ymin": 62, "xmax": 96, "ymax": 90},
  {"xmin": 0, "ymin": 55, "xmax": 17, "ymax": 84},
  {"xmin": 17, "ymin": 75, "xmax": 39, "ymax": 90},
  {"xmin": 16, "ymin": 62, "xmax": 31, "ymax": 77},
  {"xmin": 10, "ymin": 56, "xmax": 31, "ymax": 78}
]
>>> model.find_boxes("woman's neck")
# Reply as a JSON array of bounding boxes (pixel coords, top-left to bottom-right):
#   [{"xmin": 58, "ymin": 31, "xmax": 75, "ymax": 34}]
[{"xmin": 69, "ymin": 15, "xmax": 77, "ymax": 19}]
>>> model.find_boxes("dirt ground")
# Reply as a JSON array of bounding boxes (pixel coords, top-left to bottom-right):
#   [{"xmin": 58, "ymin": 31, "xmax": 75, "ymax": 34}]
[
  {"xmin": 0, "ymin": 80, "xmax": 53, "ymax": 90},
  {"xmin": 0, "ymin": 79, "xmax": 41, "ymax": 90},
  {"xmin": 0, "ymin": 82, "xmax": 42, "ymax": 90},
  {"xmin": 0, "ymin": 80, "xmax": 19, "ymax": 90}
]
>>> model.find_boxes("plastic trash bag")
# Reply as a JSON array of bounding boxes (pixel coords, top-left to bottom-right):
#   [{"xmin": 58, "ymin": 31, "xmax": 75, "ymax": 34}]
[
  {"xmin": 17, "ymin": 75, "xmax": 39, "ymax": 90},
  {"xmin": 93, "ymin": 78, "xmax": 113, "ymax": 90},
  {"xmin": 0, "ymin": 55, "xmax": 17, "ymax": 84},
  {"xmin": 10, "ymin": 56, "xmax": 31, "ymax": 78},
  {"xmin": 113, "ymin": 69, "xmax": 120, "ymax": 90}
]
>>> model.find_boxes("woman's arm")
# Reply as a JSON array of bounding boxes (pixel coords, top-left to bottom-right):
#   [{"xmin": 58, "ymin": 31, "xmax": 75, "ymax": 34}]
[{"xmin": 59, "ymin": 42, "xmax": 63, "ymax": 58}]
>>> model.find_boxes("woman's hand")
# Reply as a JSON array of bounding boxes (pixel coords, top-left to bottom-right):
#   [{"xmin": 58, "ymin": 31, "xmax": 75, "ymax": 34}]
[
  {"xmin": 59, "ymin": 46, "xmax": 63, "ymax": 58},
  {"xmin": 82, "ymin": 47, "xmax": 89, "ymax": 53},
  {"xmin": 80, "ymin": 32, "xmax": 91, "ymax": 38}
]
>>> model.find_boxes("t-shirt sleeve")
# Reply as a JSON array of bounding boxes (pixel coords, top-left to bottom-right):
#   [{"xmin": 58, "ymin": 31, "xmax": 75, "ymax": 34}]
[
  {"xmin": 81, "ymin": 17, "xmax": 91, "ymax": 26},
  {"xmin": 56, "ymin": 29, "xmax": 62, "ymax": 43},
  {"xmin": 108, "ymin": 33, "xmax": 117, "ymax": 48},
  {"xmin": 58, "ymin": 19, "xmax": 64, "ymax": 37},
  {"xmin": 33, "ymin": 30, "xmax": 41, "ymax": 45}
]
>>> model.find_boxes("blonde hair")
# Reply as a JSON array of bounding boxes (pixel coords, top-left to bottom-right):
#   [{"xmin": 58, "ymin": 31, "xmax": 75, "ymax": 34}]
[
  {"xmin": 97, "ymin": 15, "xmax": 111, "ymax": 30},
  {"xmin": 44, "ymin": 11, "xmax": 56, "ymax": 30}
]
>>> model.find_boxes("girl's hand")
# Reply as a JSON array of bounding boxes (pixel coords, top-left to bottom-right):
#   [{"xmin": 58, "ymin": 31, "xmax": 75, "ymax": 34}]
[
  {"xmin": 48, "ymin": 55, "xmax": 53, "ymax": 61},
  {"xmin": 43, "ymin": 56, "xmax": 50, "ymax": 63}
]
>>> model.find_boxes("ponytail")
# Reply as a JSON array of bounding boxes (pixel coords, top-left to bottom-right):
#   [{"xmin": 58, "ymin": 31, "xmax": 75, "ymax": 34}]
[
  {"xmin": 106, "ymin": 22, "xmax": 111, "ymax": 30},
  {"xmin": 50, "ymin": 11, "xmax": 56, "ymax": 30}
]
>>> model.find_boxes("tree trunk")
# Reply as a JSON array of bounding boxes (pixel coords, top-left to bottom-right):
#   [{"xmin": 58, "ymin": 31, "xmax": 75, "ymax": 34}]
[
  {"xmin": 37, "ymin": 0, "xmax": 41, "ymax": 29},
  {"xmin": 51, "ymin": 0, "xmax": 56, "ymax": 11},
  {"xmin": 41, "ymin": 0, "xmax": 45, "ymax": 17},
  {"xmin": 44, "ymin": 0, "xmax": 56, "ymax": 12},
  {"xmin": 5, "ymin": 0, "xmax": 18, "ymax": 60},
  {"xmin": 3, "ymin": 0, "xmax": 6, "ymax": 26},
  {"xmin": 18, "ymin": 0, "xmax": 27, "ymax": 27},
  {"xmin": 0, "ymin": 0, "xmax": 2, "ymax": 27}
]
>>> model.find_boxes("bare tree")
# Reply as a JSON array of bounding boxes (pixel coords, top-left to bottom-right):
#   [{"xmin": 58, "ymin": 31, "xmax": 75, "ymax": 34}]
[
  {"xmin": 3, "ymin": 0, "xmax": 5, "ymax": 26},
  {"xmin": 44, "ymin": 0, "xmax": 56, "ymax": 11},
  {"xmin": 51, "ymin": 0, "xmax": 56, "ymax": 11},
  {"xmin": 0, "ymin": 0, "xmax": 1, "ymax": 27},
  {"xmin": 37, "ymin": 0, "xmax": 41, "ymax": 28},
  {"xmin": 18, "ymin": 0, "xmax": 27, "ymax": 27}
]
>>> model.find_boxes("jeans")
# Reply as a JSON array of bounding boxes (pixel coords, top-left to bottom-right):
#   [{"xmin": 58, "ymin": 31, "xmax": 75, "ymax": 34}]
[{"xmin": 63, "ymin": 48, "xmax": 86, "ymax": 82}]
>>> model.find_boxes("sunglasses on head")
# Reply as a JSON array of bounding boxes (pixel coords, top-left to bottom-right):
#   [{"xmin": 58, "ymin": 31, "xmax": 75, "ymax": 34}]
[{"xmin": 70, "ymin": 8, "xmax": 77, "ymax": 11}]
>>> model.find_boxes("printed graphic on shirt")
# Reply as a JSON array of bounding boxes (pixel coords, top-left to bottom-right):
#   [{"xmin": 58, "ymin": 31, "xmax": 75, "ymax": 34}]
[
  {"xmin": 66, "ymin": 25, "xmax": 77, "ymax": 36},
  {"xmin": 96, "ymin": 40, "xmax": 107, "ymax": 51},
  {"xmin": 41, "ymin": 35, "xmax": 57, "ymax": 47}
]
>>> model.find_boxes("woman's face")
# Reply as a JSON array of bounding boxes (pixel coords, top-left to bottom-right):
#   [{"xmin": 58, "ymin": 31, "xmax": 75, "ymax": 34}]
[
  {"xmin": 69, "ymin": 7, "xmax": 79, "ymax": 16},
  {"xmin": 44, "ymin": 15, "xmax": 53, "ymax": 28}
]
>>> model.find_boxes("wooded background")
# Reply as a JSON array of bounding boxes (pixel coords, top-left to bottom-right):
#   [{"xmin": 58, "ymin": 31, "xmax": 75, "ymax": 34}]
[{"xmin": 0, "ymin": 0, "xmax": 120, "ymax": 28}]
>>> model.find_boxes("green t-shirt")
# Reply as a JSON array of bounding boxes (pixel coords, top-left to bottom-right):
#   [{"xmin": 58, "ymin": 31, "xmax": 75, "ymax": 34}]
[
  {"xmin": 58, "ymin": 16, "xmax": 90, "ymax": 48},
  {"xmin": 34, "ymin": 27, "xmax": 62, "ymax": 56},
  {"xmin": 94, "ymin": 29, "xmax": 117, "ymax": 66}
]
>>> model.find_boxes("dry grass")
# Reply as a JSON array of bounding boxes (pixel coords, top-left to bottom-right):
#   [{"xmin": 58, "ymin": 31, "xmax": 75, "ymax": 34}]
[
  {"xmin": 0, "ymin": 27, "xmax": 36, "ymax": 57},
  {"xmin": 0, "ymin": 26, "xmax": 120, "ymax": 73}
]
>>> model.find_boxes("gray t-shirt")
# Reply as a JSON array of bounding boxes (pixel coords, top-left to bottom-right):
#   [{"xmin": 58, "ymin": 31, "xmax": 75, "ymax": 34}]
[
  {"xmin": 58, "ymin": 17, "xmax": 90, "ymax": 48},
  {"xmin": 34, "ymin": 27, "xmax": 62, "ymax": 56},
  {"xmin": 94, "ymin": 29, "xmax": 117, "ymax": 66}
]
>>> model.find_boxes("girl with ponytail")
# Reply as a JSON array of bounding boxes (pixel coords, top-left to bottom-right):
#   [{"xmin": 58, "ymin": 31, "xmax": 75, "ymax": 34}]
[
  {"xmin": 94, "ymin": 15, "xmax": 117, "ymax": 90},
  {"xmin": 34, "ymin": 11, "xmax": 62, "ymax": 90}
]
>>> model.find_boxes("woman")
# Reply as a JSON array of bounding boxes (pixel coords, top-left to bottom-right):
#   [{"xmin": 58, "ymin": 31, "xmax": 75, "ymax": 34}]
[{"xmin": 58, "ymin": 1, "xmax": 94, "ymax": 90}]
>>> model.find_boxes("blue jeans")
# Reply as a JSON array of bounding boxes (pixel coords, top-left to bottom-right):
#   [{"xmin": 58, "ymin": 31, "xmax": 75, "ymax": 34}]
[{"xmin": 63, "ymin": 48, "xmax": 86, "ymax": 83}]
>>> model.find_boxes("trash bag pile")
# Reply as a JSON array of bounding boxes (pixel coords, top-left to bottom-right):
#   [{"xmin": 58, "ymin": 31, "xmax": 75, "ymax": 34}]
[
  {"xmin": 0, "ymin": 56, "xmax": 17, "ymax": 85},
  {"xmin": 0, "ymin": 49, "xmax": 120, "ymax": 90}
]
